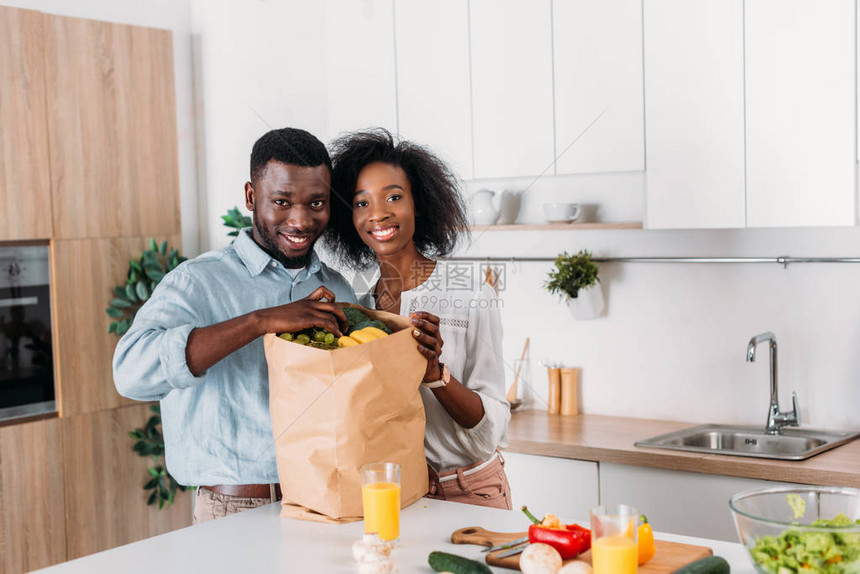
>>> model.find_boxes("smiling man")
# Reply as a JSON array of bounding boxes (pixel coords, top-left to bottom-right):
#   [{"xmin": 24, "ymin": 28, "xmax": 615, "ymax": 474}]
[{"xmin": 113, "ymin": 128, "xmax": 357, "ymax": 523}]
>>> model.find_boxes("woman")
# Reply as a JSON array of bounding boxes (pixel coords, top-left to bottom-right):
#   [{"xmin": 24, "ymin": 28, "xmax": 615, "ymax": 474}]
[{"xmin": 326, "ymin": 128, "xmax": 512, "ymax": 509}]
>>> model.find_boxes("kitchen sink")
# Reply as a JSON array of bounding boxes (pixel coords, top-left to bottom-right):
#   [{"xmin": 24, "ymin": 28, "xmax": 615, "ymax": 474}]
[{"xmin": 635, "ymin": 424, "xmax": 860, "ymax": 461}]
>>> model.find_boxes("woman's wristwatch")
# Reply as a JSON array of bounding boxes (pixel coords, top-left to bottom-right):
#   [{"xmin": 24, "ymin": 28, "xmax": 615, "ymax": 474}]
[{"xmin": 422, "ymin": 363, "xmax": 450, "ymax": 389}]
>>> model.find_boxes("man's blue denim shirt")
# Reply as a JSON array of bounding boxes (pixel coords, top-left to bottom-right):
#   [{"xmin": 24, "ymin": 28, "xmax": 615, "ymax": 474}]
[{"xmin": 113, "ymin": 229, "xmax": 357, "ymax": 485}]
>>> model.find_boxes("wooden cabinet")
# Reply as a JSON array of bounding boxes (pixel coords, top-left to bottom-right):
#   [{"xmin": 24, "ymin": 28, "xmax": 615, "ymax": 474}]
[
  {"xmin": 0, "ymin": 6, "xmax": 52, "ymax": 241},
  {"xmin": 62, "ymin": 404, "xmax": 191, "ymax": 560},
  {"xmin": 599, "ymin": 462, "xmax": 801, "ymax": 542},
  {"xmin": 503, "ymin": 451, "xmax": 599, "ymax": 519},
  {"xmin": 0, "ymin": 417, "xmax": 66, "ymax": 573},
  {"xmin": 44, "ymin": 14, "xmax": 180, "ymax": 240},
  {"xmin": 394, "ymin": 0, "xmax": 473, "ymax": 180},
  {"xmin": 745, "ymin": 0, "xmax": 855, "ymax": 227},
  {"xmin": 52, "ymin": 235, "xmax": 180, "ymax": 417},
  {"xmin": 1, "ymin": 7, "xmax": 186, "ymax": 570},
  {"xmin": 644, "ymin": 0, "xmax": 746, "ymax": 229},
  {"xmin": 323, "ymin": 0, "xmax": 398, "ymax": 141},
  {"xmin": 470, "ymin": 0, "xmax": 555, "ymax": 179},
  {"xmin": 553, "ymin": 0, "xmax": 644, "ymax": 175}
]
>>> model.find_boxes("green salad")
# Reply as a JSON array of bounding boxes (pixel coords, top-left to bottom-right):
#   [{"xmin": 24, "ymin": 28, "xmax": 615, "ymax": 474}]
[{"xmin": 750, "ymin": 513, "xmax": 860, "ymax": 573}]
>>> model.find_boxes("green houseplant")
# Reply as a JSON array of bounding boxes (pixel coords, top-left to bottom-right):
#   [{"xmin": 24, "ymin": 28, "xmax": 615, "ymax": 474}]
[
  {"xmin": 106, "ymin": 238, "xmax": 187, "ymax": 508},
  {"xmin": 129, "ymin": 404, "xmax": 186, "ymax": 508},
  {"xmin": 544, "ymin": 250, "xmax": 599, "ymax": 300},
  {"xmin": 222, "ymin": 206, "xmax": 251, "ymax": 238},
  {"xmin": 544, "ymin": 250, "xmax": 605, "ymax": 319},
  {"xmin": 106, "ymin": 238, "xmax": 186, "ymax": 336}
]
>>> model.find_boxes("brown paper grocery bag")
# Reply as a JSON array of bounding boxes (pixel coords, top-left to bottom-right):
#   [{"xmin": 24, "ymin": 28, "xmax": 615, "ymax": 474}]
[{"xmin": 264, "ymin": 304, "xmax": 429, "ymax": 523}]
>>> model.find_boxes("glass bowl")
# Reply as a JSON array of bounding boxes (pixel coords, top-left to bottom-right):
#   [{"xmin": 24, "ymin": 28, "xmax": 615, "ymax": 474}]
[{"xmin": 729, "ymin": 486, "xmax": 860, "ymax": 573}]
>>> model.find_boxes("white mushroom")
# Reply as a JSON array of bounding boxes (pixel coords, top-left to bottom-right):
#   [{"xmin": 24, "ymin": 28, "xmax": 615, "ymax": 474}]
[
  {"xmin": 356, "ymin": 552, "xmax": 392, "ymax": 574},
  {"xmin": 352, "ymin": 533, "xmax": 393, "ymax": 573},
  {"xmin": 520, "ymin": 543, "xmax": 564, "ymax": 574},
  {"xmin": 352, "ymin": 533, "xmax": 392, "ymax": 562},
  {"xmin": 558, "ymin": 560, "xmax": 593, "ymax": 574}
]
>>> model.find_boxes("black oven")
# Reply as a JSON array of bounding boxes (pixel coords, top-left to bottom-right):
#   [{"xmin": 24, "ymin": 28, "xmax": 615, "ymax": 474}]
[{"xmin": 0, "ymin": 244, "xmax": 55, "ymax": 422}]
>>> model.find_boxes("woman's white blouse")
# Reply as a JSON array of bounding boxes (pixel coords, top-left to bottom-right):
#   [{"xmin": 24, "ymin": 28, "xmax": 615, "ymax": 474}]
[{"xmin": 360, "ymin": 262, "xmax": 510, "ymax": 472}]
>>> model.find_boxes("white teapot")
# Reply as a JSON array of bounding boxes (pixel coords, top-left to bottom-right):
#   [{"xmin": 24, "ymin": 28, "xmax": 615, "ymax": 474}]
[
  {"xmin": 497, "ymin": 189, "xmax": 523, "ymax": 224},
  {"xmin": 470, "ymin": 189, "xmax": 500, "ymax": 226}
]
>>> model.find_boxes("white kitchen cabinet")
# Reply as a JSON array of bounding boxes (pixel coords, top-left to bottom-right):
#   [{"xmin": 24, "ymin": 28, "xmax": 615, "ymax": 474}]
[
  {"xmin": 552, "ymin": 0, "xmax": 644, "ymax": 175},
  {"xmin": 470, "ymin": 0, "xmax": 555, "ymax": 179},
  {"xmin": 502, "ymin": 451, "xmax": 599, "ymax": 520},
  {"xmin": 599, "ymin": 463, "xmax": 802, "ymax": 542},
  {"xmin": 394, "ymin": 0, "xmax": 473, "ymax": 180},
  {"xmin": 323, "ymin": 0, "xmax": 398, "ymax": 141},
  {"xmin": 745, "ymin": 0, "xmax": 856, "ymax": 228},
  {"xmin": 644, "ymin": 0, "xmax": 746, "ymax": 229}
]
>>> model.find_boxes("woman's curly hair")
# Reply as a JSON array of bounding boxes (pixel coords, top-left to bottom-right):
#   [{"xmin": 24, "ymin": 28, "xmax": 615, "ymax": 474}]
[{"xmin": 325, "ymin": 128, "xmax": 469, "ymax": 269}]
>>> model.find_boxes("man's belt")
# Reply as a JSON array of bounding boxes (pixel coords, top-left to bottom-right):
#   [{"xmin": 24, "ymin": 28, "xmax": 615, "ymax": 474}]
[{"xmin": 202, "ymin": 483, "xmax": 282, "ymax": 499}]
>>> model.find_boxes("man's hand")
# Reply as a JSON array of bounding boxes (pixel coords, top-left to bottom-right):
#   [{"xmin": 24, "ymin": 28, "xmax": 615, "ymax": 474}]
[
  {"xmin": 186, "ymin": 287, "xmax": 349, "ymax": 376},
  {"xmin": 258, "ymin": 286, "xmax": 348, "ymax": 337}
]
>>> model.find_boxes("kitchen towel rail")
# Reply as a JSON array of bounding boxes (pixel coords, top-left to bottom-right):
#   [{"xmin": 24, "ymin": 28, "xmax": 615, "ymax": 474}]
[{"xmin": 445, "ymin": 256, "xmax": 860, "ymax": 267}]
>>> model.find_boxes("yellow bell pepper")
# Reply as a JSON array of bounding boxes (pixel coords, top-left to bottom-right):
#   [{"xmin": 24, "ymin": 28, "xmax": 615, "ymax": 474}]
[
  {"xmin": 349, "ymin": 326, "xmax": 388, "ymax": 344},
  {"xmin": 337, "ymin": 336, "xmax": 359, "ymax": 347},
  {"xmin": 638, "ymin": 514, "xmax": 656, "ymax": 565},
  {"xmin": 360, "ymin": 326, "xmax": 389, "ymax": 339},
  {"xmin": 348, "ymin": 329, "xmax": 376, "ymax": 344}
]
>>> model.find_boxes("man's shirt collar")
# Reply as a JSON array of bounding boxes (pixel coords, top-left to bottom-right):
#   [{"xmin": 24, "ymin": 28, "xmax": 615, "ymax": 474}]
[{"xmin": 234, "ymin": 228, "xmax": 322, "ymax": 277}]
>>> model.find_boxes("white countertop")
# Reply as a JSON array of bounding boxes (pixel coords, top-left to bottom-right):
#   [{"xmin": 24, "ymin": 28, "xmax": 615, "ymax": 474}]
[{"xmin": 32, "ymin": 498, "xmax": 756, "ymax": 573}]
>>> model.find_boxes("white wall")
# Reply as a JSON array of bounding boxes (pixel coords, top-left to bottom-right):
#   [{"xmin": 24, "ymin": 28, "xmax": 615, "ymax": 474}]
[
  {"xmin": 189, "ymin": 0, "xmax": 331, "ymax": 253},
  {"xmin": 459, "ymin": 222, "xmax": 860, "ymax": 430},
  {"xmin": 0, "ymin": 0, "xmax": 202, "ymax": 256}
]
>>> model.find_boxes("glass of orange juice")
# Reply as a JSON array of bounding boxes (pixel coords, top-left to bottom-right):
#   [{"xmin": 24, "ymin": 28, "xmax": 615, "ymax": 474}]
[
  {"xmin": 361, "ymin": 462, "xmax": 401, "ymax": 543},
  {"xmin": 590, "ymin": 504, "xmax": 639, "ymax": 574}
]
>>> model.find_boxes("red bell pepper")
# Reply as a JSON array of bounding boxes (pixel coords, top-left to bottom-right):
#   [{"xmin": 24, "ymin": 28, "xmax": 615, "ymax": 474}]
[{"xmin": 522, "ymin": 506, "xmax": 591, "ymax": 560}]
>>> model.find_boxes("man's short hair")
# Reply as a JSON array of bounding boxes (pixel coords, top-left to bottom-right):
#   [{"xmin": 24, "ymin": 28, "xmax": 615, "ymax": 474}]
[{"xmin": 250, "ymin": 128, "xmax": 332, "ymax": 184}]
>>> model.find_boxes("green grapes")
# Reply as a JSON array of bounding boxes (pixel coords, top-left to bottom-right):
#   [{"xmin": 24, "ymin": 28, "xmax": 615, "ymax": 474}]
[{"xmin": 277, "ymin": 328, "xmax": 338, "ymax": 350}]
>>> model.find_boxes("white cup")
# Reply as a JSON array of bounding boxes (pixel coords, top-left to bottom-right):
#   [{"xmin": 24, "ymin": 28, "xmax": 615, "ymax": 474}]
[{"xmin": 543, "ymin": 202, "xmax": 581, "ymax": 222}]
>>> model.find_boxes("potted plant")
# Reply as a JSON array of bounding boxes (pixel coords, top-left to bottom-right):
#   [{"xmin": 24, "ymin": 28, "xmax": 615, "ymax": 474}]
[
  {"xmin": 544, "ymin": 250, "xmax": 604, "ymax": 320},
  {"xmin": 106, "ymin": 238, "xmax": 188, "ymax": 508}
]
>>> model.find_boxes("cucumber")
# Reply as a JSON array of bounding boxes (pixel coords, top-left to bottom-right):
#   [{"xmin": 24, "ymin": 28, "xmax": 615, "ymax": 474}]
[
  {"xmin": 672, "ymin": 555, "xmax": 731, "ymax": 574},
  {"xmin": 427, "ymin": 551, "xmax": 493, "ymax": 574}
]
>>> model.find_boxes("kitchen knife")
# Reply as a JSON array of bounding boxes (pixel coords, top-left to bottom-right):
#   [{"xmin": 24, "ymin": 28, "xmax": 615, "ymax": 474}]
[
  {"xmin": 482, "ymin": 536, "xmax": 529, "ymax": 553},
  {"xmin": 494, "ymin": 543, "xmax": 529, "ymax": 559}
]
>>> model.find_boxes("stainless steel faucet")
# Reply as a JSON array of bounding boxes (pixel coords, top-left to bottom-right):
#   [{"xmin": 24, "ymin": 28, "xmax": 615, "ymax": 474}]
[{"xmin": 746, "ymin": 332, "xmax": 800, "ymax": 434}]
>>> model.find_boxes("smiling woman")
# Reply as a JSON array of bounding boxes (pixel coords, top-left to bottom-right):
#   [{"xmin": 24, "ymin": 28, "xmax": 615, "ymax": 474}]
[
  {"xmin": 326, "ymin": 129, "xmax": 466, "ymax": 271},
  {"xmin": 352, "ymin": 162, "xmax": 420, "ymax": 263},
  {"xmin": 326, "ymin": 128, "xmax": 512, "ymax": 510}
]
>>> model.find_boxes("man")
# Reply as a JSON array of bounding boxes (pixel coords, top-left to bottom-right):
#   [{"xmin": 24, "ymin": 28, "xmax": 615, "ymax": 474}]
[{"xmin": 114, "ymin": 128, "xmax": 356, "ymax": 523}]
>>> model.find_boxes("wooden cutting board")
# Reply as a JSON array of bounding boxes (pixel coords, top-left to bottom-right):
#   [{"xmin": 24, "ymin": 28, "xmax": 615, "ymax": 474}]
[{"xmin": 451, "ymin": 527, "xmax": 713, "ymax": 572}]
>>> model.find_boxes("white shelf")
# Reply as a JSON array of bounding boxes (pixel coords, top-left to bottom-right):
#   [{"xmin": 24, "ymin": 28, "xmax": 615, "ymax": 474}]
[{"xmin": 469, "ymin": 221, "xmax": 643, "ymax": 232}]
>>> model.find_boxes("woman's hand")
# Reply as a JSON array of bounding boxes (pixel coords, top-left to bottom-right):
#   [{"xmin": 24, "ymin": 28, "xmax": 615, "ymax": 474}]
[
  {"xmin": 410, "ymin": 310, "xmax": 485, "ymax": 427},
  {"xmin": 410, "ymin": 311, "xmax": 444, "ymax": 381}
]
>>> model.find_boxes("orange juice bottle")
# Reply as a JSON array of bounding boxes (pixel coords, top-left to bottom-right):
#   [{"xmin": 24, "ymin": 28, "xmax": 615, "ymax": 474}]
[
  {"xmin": 592, "ymin": 534, "xmax": 637, "ymax": 574},
  {"xmin": 361, "ymin": 481, "xmax": 401, "ymax": 541}
]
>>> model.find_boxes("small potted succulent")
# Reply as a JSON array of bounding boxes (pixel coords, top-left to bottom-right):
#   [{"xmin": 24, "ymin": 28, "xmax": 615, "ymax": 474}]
[{"xmin": 544, "ymin": 250, "xmax": 604, "ymax": 320}]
